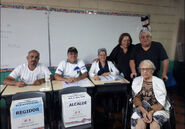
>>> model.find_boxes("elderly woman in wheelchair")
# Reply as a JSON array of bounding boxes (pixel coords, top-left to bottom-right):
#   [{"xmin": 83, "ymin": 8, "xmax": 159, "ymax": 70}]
[{"xmin": 131, "ymin": 60, "xmax": 171, "ymax": 129}]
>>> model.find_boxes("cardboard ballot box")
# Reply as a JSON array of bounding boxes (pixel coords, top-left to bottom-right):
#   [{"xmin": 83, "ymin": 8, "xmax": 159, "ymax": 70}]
[
  {"xmin": 10, "ymin": 97, "xmax": 44, "ymax": 129},
  {"xmin": 62, "ymin": 92, "xmax": 91, "ymax": 128}
]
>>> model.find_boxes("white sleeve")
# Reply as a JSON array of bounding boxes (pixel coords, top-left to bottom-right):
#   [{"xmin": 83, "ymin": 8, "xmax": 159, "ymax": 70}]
[
  {"xmin": 153, "ymin": 78, "xmax": 167, "ymax": 107},
  {"xmin": 109, "ymin": 61, "xmax": 119, "ymax": 76},
  {"xmin": 42, "ymin": 65, "xmax": 52, "ymax": 75},
  {"xmin": 9, "ymin": 65, "xmax": 22, "ymax": 79},
  {"xmin": 55, "ymin": 61, "xmax": 65, "ymax": 75},
  {"xmin": 89, "ymin": 62, "xmax": 97, "ymax": 77},
  {"xmin": 131, "ymin": 77, "xmax": 142, "ymax": 96},
  {"xmin": 78, "ymin": 60, "xmax": 87, "ymax": 74}
]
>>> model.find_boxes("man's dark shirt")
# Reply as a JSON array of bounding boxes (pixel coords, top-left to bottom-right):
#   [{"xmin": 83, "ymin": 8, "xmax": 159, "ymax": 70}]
[{"xmin": 130, "ymin": 41, "xmax": 168, "ymax": 76}]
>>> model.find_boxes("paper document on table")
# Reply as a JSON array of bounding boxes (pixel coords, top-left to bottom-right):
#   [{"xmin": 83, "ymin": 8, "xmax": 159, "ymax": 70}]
[
  {"xmin": 63, "ymin": 81, "xmax": 79, "ymax": 88},
  {"xmin": 99, "ymin": 75, "xmax": 123, "ymax": 81},
  {"xmin": 113, "ymin": 75, "xmax": 124, "ymax": 80},
  {"xmin": 62, "ymin": 78, "xmax": 92, "ymax": 88},
  {"xmin": 78, "ymin": 78, "xmax": 92, "ymax": 87}
]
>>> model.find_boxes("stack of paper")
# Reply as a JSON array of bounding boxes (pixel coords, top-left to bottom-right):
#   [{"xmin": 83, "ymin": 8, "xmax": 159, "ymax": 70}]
[
  {"xmin": 99, "ymin": 75, "xmax": 123, "ymax": 81},
  {"xmin": 62, "ymin": 78, "xmax": 92, "ymax": 88}
]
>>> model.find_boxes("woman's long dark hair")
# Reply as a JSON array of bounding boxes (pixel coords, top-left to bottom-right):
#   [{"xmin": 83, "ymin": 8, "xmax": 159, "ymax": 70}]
[{"xmin": 118, "ymin": 33, "xmax": 132, "ymax": 45}]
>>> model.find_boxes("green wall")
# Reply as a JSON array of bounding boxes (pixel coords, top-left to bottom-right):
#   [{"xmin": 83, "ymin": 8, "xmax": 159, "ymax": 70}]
[{"xmin": 0, "ymin": 71, "xmax": 11, "ymax": 85}]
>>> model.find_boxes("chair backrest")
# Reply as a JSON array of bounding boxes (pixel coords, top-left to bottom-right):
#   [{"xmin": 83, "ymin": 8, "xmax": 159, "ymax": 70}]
[
  {"xmin": 10, "ymin": 91, "xmax": 47, "ymax": 129},
  {"xmin": 165, "ymin": 73, "xmax": 177, "ymax": 88},
  {"xmin": 12, "ymin": 91, "xmax": 46, "ymax": 101},
  {"xmin": 59, "ymin": 86, "xmax": 87, "ymax": 95}
]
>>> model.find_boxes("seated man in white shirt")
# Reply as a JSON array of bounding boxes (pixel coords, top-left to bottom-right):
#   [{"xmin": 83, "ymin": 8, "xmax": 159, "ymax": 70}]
[
  {"xmin": 55, "ymin": 47, "xmax": 87, "ymax": 83},
  {"xmin": 3, "ymin": 50, "xmax": 52, "ymax": 87},
  {"xmin": 89, "ymin": 48, "xmax": 119, "ymax": 80}
]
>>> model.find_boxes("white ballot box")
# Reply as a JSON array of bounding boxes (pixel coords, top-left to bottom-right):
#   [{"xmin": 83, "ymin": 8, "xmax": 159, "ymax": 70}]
[
  {"xmin": 10, "ymin": 97, "xmax": 44, "ymax": 129},
  {"xmin": 62, "ymin": 92, "xmax": 91, "ymax": 128}
]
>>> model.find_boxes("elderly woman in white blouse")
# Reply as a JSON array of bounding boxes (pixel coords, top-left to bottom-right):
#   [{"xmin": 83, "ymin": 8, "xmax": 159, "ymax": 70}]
[
  {"xmin": 131, "ymin": 60, "xmax": 170, "ymax": 129},
  {"xmin": 89, "ymin": 48, "xmax": 119, "ymax": 80}
]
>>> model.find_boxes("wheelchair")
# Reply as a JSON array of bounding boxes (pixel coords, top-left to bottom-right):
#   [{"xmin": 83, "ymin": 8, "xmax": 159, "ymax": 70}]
[{"xmin": 126, "ymin": 91, "xmax": 176, "ymax": 129}]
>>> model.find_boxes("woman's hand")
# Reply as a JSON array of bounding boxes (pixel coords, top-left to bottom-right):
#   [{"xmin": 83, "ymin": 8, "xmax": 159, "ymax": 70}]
[
  {"xmin": 142, "ymin": 111, "xmax": 149, "ymax": 123},
  {"xmin": 147, "ymin": 110, "xmax": 154, "ymax": 123},
  {"xmin": 94, "ymin": 75, "xmax": 100, "ymax": 80},
  {"xmin": 102, "ymin": 72, "xmax": 110, "ymax": 76},
  {"xmin": 139, "ymin": 106, "xmax": 150, "ymax": 123},
  {"xmin": 143, "ymin": 110, "xmax": 154, "ymax": 123}
]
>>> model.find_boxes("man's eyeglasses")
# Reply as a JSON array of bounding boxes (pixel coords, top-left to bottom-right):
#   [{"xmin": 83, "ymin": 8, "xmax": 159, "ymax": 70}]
[
  {"xmin": 139, "ymin": 68, "xmax": 153, "ymax": 72},
  {"xmin": 140, "ymin": 35, "xmax": 151, "ymax": 39}
]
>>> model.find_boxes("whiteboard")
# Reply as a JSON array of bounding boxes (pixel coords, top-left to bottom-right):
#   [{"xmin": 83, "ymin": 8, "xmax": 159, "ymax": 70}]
[
  {"xmin": 0, "ymin": 8, "xmax": 49, "ymax": 68},
  {"xmin": 49, "ymin": 11, "xmax": 142, "ymax": 66}
]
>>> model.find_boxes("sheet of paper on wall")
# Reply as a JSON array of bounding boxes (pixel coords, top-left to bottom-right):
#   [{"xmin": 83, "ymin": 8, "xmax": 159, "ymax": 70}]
[{"xmin": 99, "ymin": 75, "xmax": 123, "ymax": 81}]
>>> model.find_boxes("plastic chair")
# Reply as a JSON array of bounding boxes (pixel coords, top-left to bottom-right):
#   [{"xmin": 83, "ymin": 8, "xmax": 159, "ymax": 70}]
[
  {"xmin": 9, "ymin": 91, "xmax": 50, "ymax": 129},
  {"xmin": 57, "ymin": 86, "xmax": 93, "ymax": 129},
  {"xmin": 165, "ymin": 73, "xmax": 177, "ymax": 88}
]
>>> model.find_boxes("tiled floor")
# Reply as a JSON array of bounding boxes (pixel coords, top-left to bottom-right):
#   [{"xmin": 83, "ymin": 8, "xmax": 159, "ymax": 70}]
[{"xmin": 171, "ymin": 93, "xmax": 185, "ymax": 129}]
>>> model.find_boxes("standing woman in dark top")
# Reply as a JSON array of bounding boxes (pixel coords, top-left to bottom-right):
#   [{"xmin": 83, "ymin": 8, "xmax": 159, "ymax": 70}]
[{"xmin": 107, "ymin": 33, "xmax": 134, "ymax": 81}]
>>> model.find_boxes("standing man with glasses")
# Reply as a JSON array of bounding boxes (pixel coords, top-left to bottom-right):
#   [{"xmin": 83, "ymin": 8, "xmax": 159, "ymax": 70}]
[{"xmin": 129, "ymin": 29, "xmax": 169, "ymax": 80}]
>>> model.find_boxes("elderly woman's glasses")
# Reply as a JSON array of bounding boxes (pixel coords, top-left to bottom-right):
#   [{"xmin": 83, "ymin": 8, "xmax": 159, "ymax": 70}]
[{"xmin": 139, "ymin": 68, "xmax": 153, "ymax": 72}]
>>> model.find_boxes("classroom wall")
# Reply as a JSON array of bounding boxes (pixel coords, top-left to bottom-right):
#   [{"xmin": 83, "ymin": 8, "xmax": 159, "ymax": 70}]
[
  {"xmin": 1, "ymin": 0, "xmax": 184, "ymax": 60},
  {"xmin": 0, "ymin": 0, "xmax": 184, "ymax": 85}
]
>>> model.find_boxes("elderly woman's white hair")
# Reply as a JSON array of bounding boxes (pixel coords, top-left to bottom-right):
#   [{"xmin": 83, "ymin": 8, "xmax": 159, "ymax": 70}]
[
  {"xmin": 98, "ymin": 48, "xmax": 107, "ymax": 55},
  {"xmin": 139, "ymin": 29, "xmax": 152, "ymax": 38},
  {"xmin": 139, "ymin": 60, "xmax": 156, "ymax": 72}
]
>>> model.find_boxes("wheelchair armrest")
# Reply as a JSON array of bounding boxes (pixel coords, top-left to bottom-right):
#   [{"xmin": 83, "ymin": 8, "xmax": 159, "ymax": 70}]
[
  {"xmin": 166, "ymin": 95, "xmax": 175, "ymax": 109},
  {"xmin": 128, "ymin": 91, "xmax": 133, "ymax": 105}
]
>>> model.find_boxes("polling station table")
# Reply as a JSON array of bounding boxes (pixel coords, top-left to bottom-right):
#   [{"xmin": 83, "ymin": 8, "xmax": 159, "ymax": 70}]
[
  {"xmin": 1, "ymin": 82, "xmax": 53, "ymax": 129},
  {"xmin": 1, "ymin": 82, "xmax": 52, "ymax": 96},
  {"xmin": 90, "ymin": 77, "xmax": 130, "ymax": 129}
]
